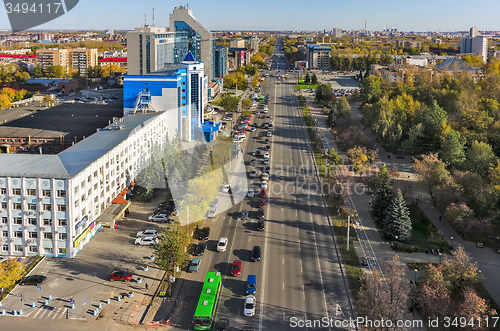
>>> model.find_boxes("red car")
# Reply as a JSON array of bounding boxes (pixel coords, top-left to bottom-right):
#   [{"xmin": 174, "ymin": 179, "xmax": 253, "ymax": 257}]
[
  {"xmin": 259, "ymin": 188, "xmax": 267, "ymax": 197},
  {"xmin": 109, "ymin": 271, "xmax": 132, "ymax": 282},
  {"xmin": 259, "ymin": 199, "xmax": 266, "ymax": 208},
  {"xmin": 231, "ymin": 259, "xmax": 242, "ymax": 276}
]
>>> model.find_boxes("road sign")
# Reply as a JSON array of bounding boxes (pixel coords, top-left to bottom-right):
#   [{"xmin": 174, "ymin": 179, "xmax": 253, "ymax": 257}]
[
  {"xmin": 70, "ymin": 299, "xmax": 75, "ymax": 305},
  {"xmin": 83, "ymin": 299, "xmax": 86, "ymax": 305},
  {"xmin": 36, "ymin": 286, "xmax": 41, "ymax": 291}
]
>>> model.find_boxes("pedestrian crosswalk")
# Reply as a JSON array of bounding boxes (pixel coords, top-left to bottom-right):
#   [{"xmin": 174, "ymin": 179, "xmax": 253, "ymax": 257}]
[{"xmin": 31, "ymin": 305, "xmax": 66, "ymax": 319}]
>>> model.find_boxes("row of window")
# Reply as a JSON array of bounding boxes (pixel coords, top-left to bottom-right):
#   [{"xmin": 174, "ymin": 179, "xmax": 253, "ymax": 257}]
[
  {"xmin": 1, "ymin": 218, "xmax": 67, "ymax": 226},
  {"xmin": 2, "ymin": 231, "xmax": 67, "ymax": 240},
  {"xmin": 0, "ymin": 189, "xmax": 66, "ymax": 197},
  {"xmin": 1, "ymin": 202, "xmax": 66, "ymax": 211},
  {"xmin": 0, "ymin": 138, "xmax": 52, "ymax": 143},
  {"xmin": 2, "ymin": 245, "xmax": 66, "ymax": 254}
]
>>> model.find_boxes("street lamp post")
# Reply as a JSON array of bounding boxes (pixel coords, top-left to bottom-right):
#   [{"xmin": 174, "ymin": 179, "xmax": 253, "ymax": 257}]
[
  {"xmin": 451, "ymin": 236, "xmax": 454, "ymax": 250},
  {"xmin": 414, "ymin": 269, "xmax": 418, "ymax": 284},
  {"xmin": 439, "ymin": 252, "xmax": 442, "ymax": 264}
]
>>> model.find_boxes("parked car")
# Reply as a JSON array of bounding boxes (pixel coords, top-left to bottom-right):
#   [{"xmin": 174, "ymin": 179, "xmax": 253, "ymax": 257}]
[
  {"xmin": 134, "ymin": 237, "xmax": 158, "ymax": 246},
  {"xmin": 262, "ymin": 173, "xmax": 269, "ymax": 181},
  {"xmin": 244, "ymin": 295, "xmax": 256, "ymax": 316},
  {"xmin": 247, "ymin": 189, "xmax": 254, "ymax": 198},
  {"xmin": 264, "ymin": 152, "xmax": 270, "ymax": 158},
  {"xmin": 222, "ymin": 184, "xmax": 231, "ymax": 193},
  {"xmin": 136, "ymin": 229, "xmax": 158, "ymax": 238},
  {"xmin": 241, "ymin": 210, "xmax": 249, "ymax": 218},
  {"xmin": 217, "ymin": 318, "xmax": 230, "ymax": 331},
  {"xmin": 250, "ymin": 158, "xmax": 257, "ymax": 166},
  {"xmin": 264, "ymin": 165, "xmax": 271, "ymax": 172},
  {"xmin": 19, "ymin": 275, "xmax": 47, "ymax": 285},
  {"xmin": 261, "ymin": 180, "xmax": 268, "ymax": 189},
  {"xmin": 260, "ymin": 188, "xmax": 267, "ymax": 197},
  {"xmin": 211, "ymin": 199, "xmax": 219, "ymax": 208},
  {"xmin": 265, "ymin": 145, "xmax": 271, "ymax": 151},
  {"xmin": 207, "ymin": 207, "xmax": 217, "ymax": 218},
  {"xmin": 109, "ymin": 271, "xmax": 132, "ymax": 282},
  {"xmin": 251, "ymin": 246, "xmax": 261, "ymax": 262},
  {"xmin": 217, "ymin": 237, "xmax": 228, "ymax": 252},
  {"xmin": 250, "ymin": 170, "xmax": 258, "ymax": 177},
  {"xmin": 148, "ymin": 213, "xmax": 170, "ymax": 222},
  {"xmin": 231, "ymin": 259, "xmax": 242, "ymax": 276},
  {"xmin": 257, "ymin": 208, "xmax": 265, "ymax": 219},
  {"xmin": 199, "ymin": 227, "xmax": 210, "ymax": 241},
  {"xmin": 263, "ymin": 158, "xmax": 270, "ymax": 165},
  {"xmin": 257, "ymin": 219, "xmax": 265, "ymax": 231},
  {"xmin": 194, "ymin": 242, "xmax": 207, "ymax": 256},
  {"xmin": 189, "ymin": 258, "xmax": 202, "ymax": 272},
  {"xmin": 259, "ymin": 199, "xmax": 266, "ymax": 208},
  {"xmin": 265, "ymin": 138, "xmax": 270, "ymax": 144}
]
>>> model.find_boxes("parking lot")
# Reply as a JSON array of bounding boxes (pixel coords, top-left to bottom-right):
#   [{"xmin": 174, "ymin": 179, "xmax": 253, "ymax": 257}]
[{"xmin": 0, "ymin": 192, "xmax": 170, "ymax": 324}]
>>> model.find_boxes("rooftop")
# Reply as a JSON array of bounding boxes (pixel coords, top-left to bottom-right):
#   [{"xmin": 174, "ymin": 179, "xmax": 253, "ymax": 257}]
[{"xmin": 434, "ymin": 57, "xmax": 479, "ymax": 73}]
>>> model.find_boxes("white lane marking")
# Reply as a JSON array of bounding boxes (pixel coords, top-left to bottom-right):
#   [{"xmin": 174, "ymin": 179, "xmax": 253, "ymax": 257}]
[
  {"xmin": 58, "ymin": 308, "xmax": 66, "ymax": 319},
  {"xmin": 32, "ymin": 307, "xmax": 43, "ymax": 319},
  {"xmin": 282, "ymin": 258, "xmax": 284, "ymax": 265},
  {"xmin": 283, "ymin": 282, "xmax": 285, "ymax": 290},
  {"xmin": 52, "ymin": 307, "xmax": 62, "ymax": 319},
  {"xmin": 39, "ymin": 306, "xmax": 50, "ymax": 319}
]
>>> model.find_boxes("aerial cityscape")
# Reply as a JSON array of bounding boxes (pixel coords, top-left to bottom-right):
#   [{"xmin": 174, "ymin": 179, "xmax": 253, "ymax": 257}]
[{"xmin": 0, "ymin": 3, "xmax": 500, "ymax": 331}]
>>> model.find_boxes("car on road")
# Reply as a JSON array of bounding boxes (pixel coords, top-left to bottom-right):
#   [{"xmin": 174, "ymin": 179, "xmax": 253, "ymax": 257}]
[
  {"xmin": 148, "ymin": 213, "xmax": 170, "ymax": 222},
  {"xmin": 259, "ymin": 188, "xmax": 267, "ymax": 197},
  {"xmin": 265, "ymin": 138, "xmax": 270, "ymax": 144},
  {"xmin": 136, "ymin": 229, "xmax": 158, "ymax": 238},
  {"xmin": 262, "ymin": 173, "xmax": 269, "ymax": 181},
  {"xmin": 246, "ymin": 275, "xmax": 257, "ymax": 294},
  {"xmin": 217, "ymin": 318, "xmax": 230, "ymax": 331},
  {"xmin": 259, "ymin": 199, "xmax": 266, "ymax": 208},
  {"xmin": 134, "ymin": 237, "xmax": 158, "ymax": 246},
  {"xmin": 217, "ymin": 237, "xmax": 228, "ymax": 252},
  {"xmin": 257, "ymin": 219, "xmax": 265, "ymax": 231},
  {"xmin": 265, "ymin": 145, "xmax": 271, "ymax": 151},
  {"xmin": 244, "ymin": 295, "xmax": 256, "ymax": 316},
  {"xmin": 257, "ymin": 208, "xmax": 265, "ymax": 219},
  {"xmin": 264, "ymin": 165, "xmax": 271, "ymax": 172},
  {"xmin": 69, "ymin": 92, "xmax": 76, "ymax": 96},
  {"xmin": 207, "ymin": 207, "xmax": 217, "ymax": 218},
  {"xmin": 264, "ymin": 152, "xmax": 270, "ymax": 158},
  {"xmin": 251, "ymin": 246, "xmax": 261, "ymax": 262},
  {"xmin": 242, "ymin": 324, "xmax": 254, "ymax": 331},
  {"xmin": 261, "ymin": 180, "xmax": 268, "ymax": 189},
  {"xmin": 19, "ymin": 275, "xmax": 47, "ymax": 285},
  {"xmin": 222, "ymin": 184, "xmax": 231, "ymax": 193},
  {"xmin": 241, "ymin": 210, "xmax": 249, "ymax": 218},
  {"xmin": 189, "ymin": 258, "xmax": 202, "ymax": 272},
  {"xmin": 199, "ymin": 227, "xmax": 210, "ymax": 240},
  {"xmin": 267, "ymin": 131, "xmax": 272, "ymax": 137},
  {"xmin": 109, "ymin": 271, "xmax": 132, "ymax": 282},
  {"xmin": 263, "ymin": 158, "xmax": 270, "ymax": 165},
  {"xmin": 194, "ymin": 242, "xmax": 207, "ymax": 256},
  {"xmin": 249, "ymin": 127, "xmax": 256, "ymax": 132},
  {"xmin": 211, "ymin": 199, "xmax": 219, "ymax": 208},
  {"xmin": 250, "ymin": 158, "xmax": 256, "ymax": 166},
  {"xmin": 231, "ymin": 259, "xmax": 242, "ymax": 276},
  {"xmin": 58, "ymin": 97, "xmax": 66, "ymax": 101},
  {"xmin": 247, "ymin": 189, "xmax": 254, "ymax": 198}
]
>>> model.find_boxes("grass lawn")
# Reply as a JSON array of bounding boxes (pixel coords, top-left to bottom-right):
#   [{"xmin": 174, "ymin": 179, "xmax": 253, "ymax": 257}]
[{"xmin": 373, "ymin": 204, "xmax": 449, "ymax": 253}]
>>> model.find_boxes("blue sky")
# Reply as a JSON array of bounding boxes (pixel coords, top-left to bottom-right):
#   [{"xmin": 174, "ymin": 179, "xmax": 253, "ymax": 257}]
[{"xmin": 1, "ymin": 0, "xmax": 500, "ymax": 32}]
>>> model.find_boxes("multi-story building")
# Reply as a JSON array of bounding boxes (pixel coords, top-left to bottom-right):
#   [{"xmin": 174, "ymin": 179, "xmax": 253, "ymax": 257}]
[
  {"xmin": 36, "ymin": 49, "xmax": 69, "ymax": 70},
  {"xmin": 248, "ymin": 38, "xmax": 260, "ymax": 52},
  {"xmin": 306, "ymin": 44, "xmax": 332, "ymax": 70},
  {"xmin": 332, "ymin": 28, "xmax": 343, "ymax": 38},
  {"xmin": 461, "ymin": 29, "xmax": 488, "ymax": 63},
  {"xmin": 230, "ymin": 38, "xmax": 245, "ymax": 48},
  {"xmin": 213, "ymin": 44, "xmax": 228, "ymax": 80},
  {"xmin": 36, "ymin": 48, "xmax": 97, "ymax": 75}
]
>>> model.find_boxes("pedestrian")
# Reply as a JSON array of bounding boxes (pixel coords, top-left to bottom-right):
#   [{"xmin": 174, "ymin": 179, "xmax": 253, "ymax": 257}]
[
  {"xmin": 439, "ymin": 216, "xmax": 442, "ymax": 222},
  {"xmin": 421, "ymin": 195, "xmax": 424, "ymax": 202},
  {"xmin": 145, "ymin": 283, "xmax": 149, "ymax": 290},
  {"xmin": 114, "ymin": 223, "xmax": 118, "ymax": 230},
  {"xmin": 369, "ymin": 198, "xmax": 372, "ymax": 205}
]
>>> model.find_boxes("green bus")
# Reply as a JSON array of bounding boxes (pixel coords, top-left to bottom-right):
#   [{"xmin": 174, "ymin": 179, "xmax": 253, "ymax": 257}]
[
  {"xmin": 259, "ymin": 95, "xmax": 265, "ymax": 102},
  {"xmin": 193, "ymin": 272, "xmax": 222, "ymax": 330}
]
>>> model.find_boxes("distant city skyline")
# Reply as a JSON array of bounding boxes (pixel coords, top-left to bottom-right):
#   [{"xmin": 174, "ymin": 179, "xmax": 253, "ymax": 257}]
[{"xmin": 1, "ymin": 0, "xmax": 500, "ymax": 32}]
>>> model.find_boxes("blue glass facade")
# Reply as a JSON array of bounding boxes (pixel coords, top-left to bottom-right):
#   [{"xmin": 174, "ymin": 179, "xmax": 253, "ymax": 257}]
[
  {"xmin": 190, "ymin": 72, "xmax": 199, "ymax": 141},
  {"xmin": 213, "ymin": 44, "xmax": 227, "ymax": 80},
  {"xmin": 174, "ymin": 21, "xmax": 202, "ymax": 62}
]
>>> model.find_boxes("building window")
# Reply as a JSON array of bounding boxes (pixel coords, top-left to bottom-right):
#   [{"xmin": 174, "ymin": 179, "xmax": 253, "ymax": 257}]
[
  {"xmin": 13, "ymin": 217, "xmax": 22, "ymax": 225},
  {"xmin": 13, "ymin": 203, "xmax": 22, "ymax": 210},
  {"xmin": 88, "ymin": 188, "xmax": 91, "ymax": 196},
  {"xmin": 81, "ymin": 194, "xmax": 86, "ymax": 201},
  {"xmin": 75, "ymin": 200, "xmax": 79, "ymax": 208},
  {"xmin": 43, "ymin": 204, "xmax": 52, "ymax": 211},
  {"xmin": 58, "ymin": 233, "xmax": 67, "ymax": 240},
  {"xmin": 43, "ymin": 219, "xmax": 52, "ymax": 226},
  {"xmin": 29, "ymin": 246, "xmax": 38, "ymax": 253},
  {"xmin": 94, "ymin": 196, "xmax": 98, "ymax": 203},
  {"xmin": 57, "ymin": 190, "xmax": 66, "ymax": 197},
  {"xmin": 28, "ymin": 203, "xmax": 36, "ymax": 210},
  {"xmin": 58, "ymin": 219, "xmax": 67, "ymax": 226},
  {"xmin": 14, "ymin": 231, "xmax": 22, "ymax": 238},
  {"xmin": 74, "ymin": 186, "xmax": 78, "ymax": 194},
  {"xmin": 81, "ymin": 181, "xmax": 85, "ymax": 188},
  {"xmin": 29, "ymin": 218, "xmax": 37, "ymax": 225},
  {"xmin": 29, "ymin": 232, "xmax": 37, "ymax": 238},
  {"xmin": 94, "ymin": 171, "xmax": 97, "ymax": 178},
  {"xmin": 14, "ymin": 245, "xmax": 23, "ymax": 252},
  {"xmin": 2, "ymin": 231, "xmax": 7, "ymax": 237},
  {"xmin": 58, "ymin": 248, "xmax": 66, "ymax": 254},
  {"xmin": 27, "ymin": 189, "xmax": 36, "ymax": 196},
  {"xmin": 1, "ymin": 217, "xmax": 7, "ymax": 224},
  {"xmin": 1, "ymin": 202, "xmax": 6, "ymax": 209},
  {"xmin": 12, "ymin": 188, "xmax": 21, "ymax": 195},
  {"xmin": 43, "ymin": 247, "xmax": 53, "ymax": 254},
  {"xmin": 42, "ymin": 190, "xmax": 51, "ymax": 197},
  {"xmin": 2, "ymin": 244, "xmax": 8, "ymax": 252},
  {"xmin": 57, "ymin": 205, "xmax": 67, "ymax": 211},
  {"xmin": 81, "ymin": 208, "xmax": 86, "ymax": 216},
  {"xmin": 0, "ymin": 188, "xmax": 6, "ymax": 194},
  {"xmin": 88, "ymin": 175, "xmax": 91, "ymax": 183},
  {"xmin": 43, "ymin": 232, "xmax": 52, "ymax": 239},
  {"xmin": 94, "ymin": 183, "xmax": 97, "ymax": 190}
]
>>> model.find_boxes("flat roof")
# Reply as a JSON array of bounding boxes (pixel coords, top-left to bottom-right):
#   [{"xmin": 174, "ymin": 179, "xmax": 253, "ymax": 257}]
[{"xmin": 0, "ymin": 154, "xmax": 69, "ymax": 178}]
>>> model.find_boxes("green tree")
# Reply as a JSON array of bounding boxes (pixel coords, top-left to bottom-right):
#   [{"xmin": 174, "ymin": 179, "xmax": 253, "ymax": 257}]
[
  {"xmin": 440, "ymin": 129, "xmax": 466, "ymax": 169},
  {"xmin": 413, "ymin": 153, "xmax": 450, "ymax": 200},
  {"xmin": 336, "ymin": 96, "xmax": 351, "ymax": 117},
  {"xmin": 315, "ymin": 83, "xmax": 333, "ymax": 103},
  {"xmin": 311, "ymin": 73, "xmax": 318, "ymax": 85},
  {"xmin": 242, "ymin": 97, "xmax": 251, "ymax": 109},
  {"xmin": 372, "ymin": 171, "xmax": 393, "ymax": 221},
  {"xmin": 154, "ymin": 226, "xmax": 191, "ymax": 273},
  {"xmin": 401, "ymin": 123, "xmax": 424, "ymax": 154},
  {"xmin": 421, "ymin": 100, "xmax": 448, "ymax": 144},
  {"xmin": 378, "ymin": 53, "xmax": 394, "ymax": 66},
  {"xmin": 360, "ymin": 75, "xmax": 382, "ymax": 103},
  {"xmin": 327, "ymin": 108, "xmax": 337, "ymax": 127},
  {"xmin": 304, "ymin": 72, "xmax": 310, "ymax": 84},
  {"xmin": 383, "ymin": 189, "xmax": 412, "ymax": 242},
  {"xmin": 465, "ymin": 140, "xmax": 497, "ymax": 178},
  {"xmin": 33, "ymin": 65, "xmax": 44, "ymax": 78},
  {"xmin": 327, "ymin": 148, "xmax": 344, "ymax": 165}
]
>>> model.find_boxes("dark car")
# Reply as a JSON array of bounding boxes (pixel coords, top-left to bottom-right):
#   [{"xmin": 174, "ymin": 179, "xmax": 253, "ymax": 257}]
[
  {"xmin": 256, "ymin": 150, "xmax": 261, "ymax": 156},
  {"xmin": 265, "ymin": 145, "xmax": 271, "ymax": 151},
  {"xmin": 257, "ymin": 219, "xmax": 265, "ymax": 231},
  {"xmin": 199, "ymin": 227, "xmax": 210, "ymax": 241},
  {"xmin": 250, "ymin": 158, "xmax": 257, "ymax": 166},
  {"xmin": 19, "ymin": 275, "xmax": 47, "ymax": 285},
  {"xmin": 194, "ymin": 242, "xmax": 207, "ymax": 256},
  {"xmin": 257, "ymin": 208, "xmax": 265, "ymax": 219},
  {"xmin": 251, "ymin": 246, "xmax": 261, "ymax": 261},
  {"xmin": 259, "ymin": 199, "xmax": 266, "ymax": 208},
  {"xmin": 109, "ymin": 271, "xmax": 132, "ymax": 282},
  {"xmin": 217, "ymin": 318, "xmax": 230, "ymax": 331},
  {"xmin": 242, "ymin": 324, "xmax": 254, "ymax": 331},
  {"xmin": 264, "ymin": 165, "xmax": 271, "ymax": 172},
  {"xmin": 265, "ymin": 138, "xmax": 270, "ymax": 144}
]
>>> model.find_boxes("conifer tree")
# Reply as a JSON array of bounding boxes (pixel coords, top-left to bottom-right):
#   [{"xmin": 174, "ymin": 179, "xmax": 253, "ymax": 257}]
[
  {"xmin": 372, "ymin": 170, "xmax": 393, "ymax": 221},
  {"xmin": 383, "ymin": 189, "xmax": 412, "ymax": 242}
]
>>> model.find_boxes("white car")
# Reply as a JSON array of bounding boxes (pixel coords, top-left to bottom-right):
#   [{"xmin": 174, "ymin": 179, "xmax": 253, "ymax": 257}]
[
  {"xmin": 250, "ymin": 127, "xmax": 257, "ymax": 132},
  {"xmin": 243, "ymin": 295, "xmax": 256, "ymax": 317},
  {"xmin": 247, "ymin": 189, "xmax": 254, "ymax": 197},
  {"xmin": 207, "ymin": 207, "xmax": 217, "ymax": 218},
  {"xmin": 134, "ymin": 237, "xmax": 158, "ymax": 246},
  {"xmin": 250, "ymin": 170, "xmax": 258, "ymax": 177},
  {"xmin": 261, "ymin": 180, "xmax": 268, "ymax": 189},
  {"xmin": 222, "ymin": 184, "xmax": 231, "ymax": 193},
  {"xmin": 262, "ymin": 173, "xmax": 269, "ymax": 181},
  {"xmin": 136, "ymin": 229, "xmax": 158, "ymax": 238},
  {"xmin": 217, "ymin": 237, "xmax": 228, "ymax": 252},
  {"xmin": 148, "ymin": 213, "xmax": 170, "ymax": 222},
  {"xmin": 264, "ymin": 152, "xmax": 270, "ymax": 158}
]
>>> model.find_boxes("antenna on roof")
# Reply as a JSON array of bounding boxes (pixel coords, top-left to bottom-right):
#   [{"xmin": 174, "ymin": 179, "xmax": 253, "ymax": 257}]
[
  {"xmin": 152, "ymin": 8, "xmax": 155, "ymax": 27},
  {"xmin": 144, "ymin": 13, "xmax": 147, "ymax": 27}
]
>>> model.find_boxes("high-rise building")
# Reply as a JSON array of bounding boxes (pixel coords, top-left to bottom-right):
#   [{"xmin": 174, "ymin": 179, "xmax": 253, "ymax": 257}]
[
  {"xmin": 248, "ymin": 38, "xmax": 260, "ymax": 52},
  {"xmin": 306, "ymin": 44, "xmax": 332, "ymax": 70},
  {"xmin": 36, "ymin": 49, "xmax": 68, "ymax": 70},
  {"xmin": 470, "ymin": 27, "xmax": 479, "ymax": 38},
  {"xmin": 230, "ymin": 38, "xmax": 245, "ymax": 48},
  {"xmin": 332, "ymin": 28, "xmax": 343, "ymax": 38},
  {"xmin": 213, "ymin": 44, "xmax": 228, "ymax": 80},
  {"xmin": 36, "ymin": 48, "xmax": 97, "ymax": 75},
  {"xmin": 461, "ymin": 27, "xmax": 488, "ymax": 62}
]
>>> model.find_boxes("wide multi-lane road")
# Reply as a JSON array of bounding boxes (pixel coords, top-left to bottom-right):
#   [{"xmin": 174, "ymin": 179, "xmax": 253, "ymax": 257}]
[{"xmin": 207, "ymin": 41, "xmax": 356, "ymax": 330}]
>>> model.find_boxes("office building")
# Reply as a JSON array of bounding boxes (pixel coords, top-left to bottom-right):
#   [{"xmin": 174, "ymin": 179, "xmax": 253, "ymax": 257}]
[
  {"xmin": 230, "ymin": 38, "xmax": 245, "ymax": 48},
  {"xmin": 470, "ymin": 27, "xmax": 479, "ymax": 38},
  {"xmin": 213, "ymin": 44, "xmax": 228, "ymax": 80},
  {"xmin": 332, "ymin": 28, "xmax": 343, "ymax": 38},
  {"xmin": 306, "ymin": 44, "xmax": 332, "ymax": 70},
  {"xmin": 248, "ymin": 38, "xmax": 260, "ymax": 52},
  {"xmin": 461, "ymin": 30, "xmax": 488, "ymax": 62}
]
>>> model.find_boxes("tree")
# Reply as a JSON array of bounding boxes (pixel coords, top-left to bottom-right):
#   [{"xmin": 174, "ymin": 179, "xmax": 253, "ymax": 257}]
[
  {"xmin": 0, "ymin": 258, "xmax": 23, "ymax": 290},
  {"xmin": 458, "ymin": 288, "xmax": 497, "ymax": 330},
  {"xmin": 327, "ymin": 108, "xmax": 337, "ymax": 127},
  {"xmin": 465, "ymin": 140, "xmax": 497, "ymax": 178},
  {"xmin": 360, "ymin": 75, "xmax": 382, "ymax": 103},
  {"xmin": 0, "ymin": 93, "xmax": 10, "ymax": 108},
  {"xmin": 401, "ymin": 123, "xmax": 424, "ymax": 154},
  {"xmin": 154, "ymin": 226, "xmax": 191, "ymax": 273},
  {"xmin": 440, "ymin": 129, "xmax": 466, "ymax": 169},
  {"xmin": 372, "ymin": 171, "xmax": 393, "ymax": 221},
  {"xmin": 242, "ymin": 98, "xmax": 251, "ymax": 109},
  {"xmin": 421, "ymin": 100, "xmax": 447, "ymax": 144},
  {"xmin": 304, "ymin": 72, "xmax": 310, "ymax": 84},
  {"xmin": 33, "ymin": 65, "xmax": 44, "ymax": 78},
  {"xmin": 357, "ymin": 255, "xmax": 410, "ymax": 328},
  {"xmin": 413, "ymin": 153, "xmax": 450, "ymax": 200},
  {"xmin": 383, "ymin": 189, "xmax": 412, "ymax": 242},
  {"xmin": 311, "ymin": 73, "xmax": 318, "ymax": 85},
  {"xmin": 327, "ymin": 148, "xmax": 344, "ymax": 165},
  {"xmin": 336, "ymin": 96, "xmax": 351, "ymax": 117}
]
